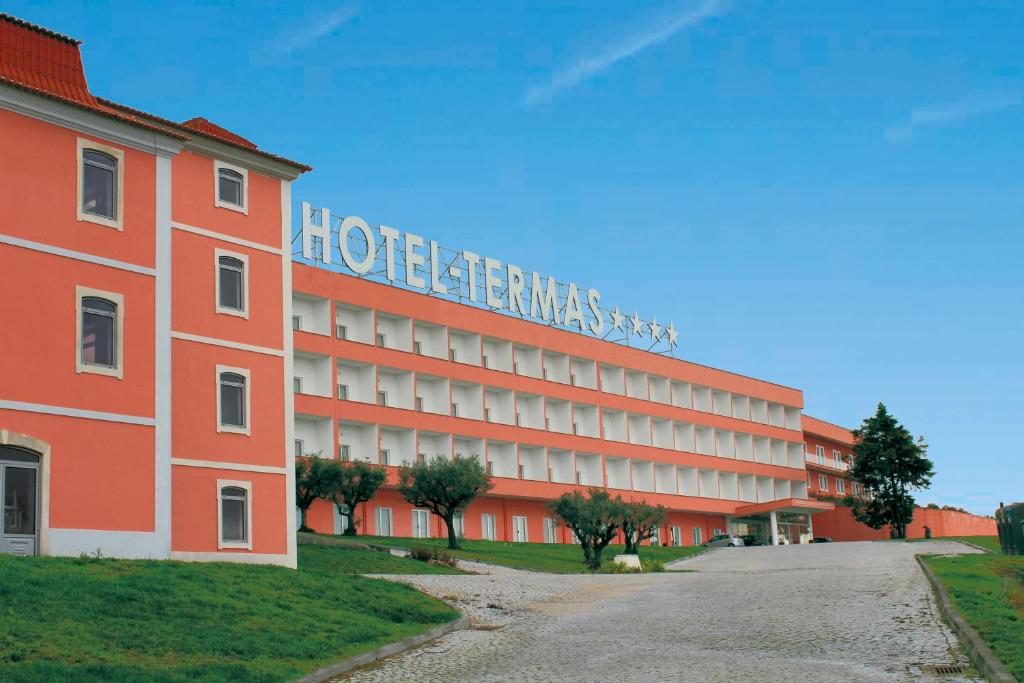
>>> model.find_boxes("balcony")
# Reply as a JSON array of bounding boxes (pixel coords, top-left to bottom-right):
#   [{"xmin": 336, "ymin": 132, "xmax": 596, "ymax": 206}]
[{"xmin": 805, "ymin": 453, "xmax": 850, "ymax": 471}]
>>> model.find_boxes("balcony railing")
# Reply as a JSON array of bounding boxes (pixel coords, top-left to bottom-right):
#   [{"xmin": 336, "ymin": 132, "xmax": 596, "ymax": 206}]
[{"xmin": 805, "ymin": 453, "xmax": 849, "ymax": 471}]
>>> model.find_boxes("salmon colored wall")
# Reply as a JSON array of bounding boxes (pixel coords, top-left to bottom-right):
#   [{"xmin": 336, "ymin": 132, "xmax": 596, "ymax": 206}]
[
  {"xmin": 171, "ymin": 150, "xmax": 282, "ymax": 249},
  {"xmin": 171, "ymin": 465, "xmax": 288, "ymax": 554},
  {"xmin": 812, "ymin": 505, "xmax": 997, "ymax": 541},
  {"xmin": 0, "ymin": 109, "xmax": 156, "ymax": 267},
  {"xmin": 171, "ymin": 230, "xmax": 284, "ymax": 350},
  {"xmin": 171, "ymin": 341, "xmax": 285, "ymax": 467},
  {"xmin": 0, "ymin": 244, "xmax": 155, "ymax": 416},
  {"xmin": 0, "ymin": 410, "xmax": 154, "ymax": 531}
]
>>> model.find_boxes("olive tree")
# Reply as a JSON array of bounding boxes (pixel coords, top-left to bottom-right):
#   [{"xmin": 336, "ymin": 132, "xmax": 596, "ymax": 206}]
[
  {"xmin": 546, "ymin": 489, "xmax": 623, "ymax": 569},
  {"xmin": 620, "ymin": 501, "xmax": 667, "ymax": 555},
  {"xmin": 330, "ymin": 459, "xmax": 387, "ymax": 536},
  {"xmin": 294, "ymin": 454, "xmax": 340, "ymax": 532},
  {"xmin": 397, "ymin": 455, "xmax": 493, "ymax": 550}
]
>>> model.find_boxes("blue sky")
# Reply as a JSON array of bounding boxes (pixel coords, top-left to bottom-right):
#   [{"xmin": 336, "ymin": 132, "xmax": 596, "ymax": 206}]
[{"xmin": 18, "ymin": 1, "xmax": 1022, "ymax": 514}]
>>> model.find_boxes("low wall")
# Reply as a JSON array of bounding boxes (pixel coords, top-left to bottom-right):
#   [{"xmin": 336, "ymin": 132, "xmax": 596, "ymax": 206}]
[{"xmin": 813, "ymin": 505, "xmax": 996, "ymax": 541}]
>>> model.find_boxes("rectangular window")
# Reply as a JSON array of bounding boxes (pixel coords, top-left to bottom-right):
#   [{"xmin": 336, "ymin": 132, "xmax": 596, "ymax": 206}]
[
  {"xmin": 293, "ymin": 377, "xmax": 303, "ymax": 394},
  {"xmin": 375, "ymin": 507, "xmax": 393, "ymax": 536},
  {"xmin": 414, "ymin": 340, "xmax": 422, "ymax": 355},
  {"xmin": 415, "ymin": 397, "xmax": 424, "ymax": 412},
  {"xmin": 294, "ymin": 439, "xmax": 304, "ymax": 456},
  {"xmin": 337, "ymin": 384, "xmax": 349, "ymax": 400},
  {"xmin": 712, "ymin": 528, "xmax": 722, "ymax": 537},
  {"xmin": 293, "ymin": 315, "xmax": 302, "ymax": 331},
  {"xmin": 543, "ymin": 517, "xmax": 558, "ymax": 544},
  {"xmin": 833, "ymin": 449, "xmax": 842, "ymax": 467},
  {"xmin": 77, "ymin": 138, "xmax": 124, "ymax": 230},
  {"xmin": 836, "ymin": 479, "xmax": 846, "ymax": 495},
  {"xmin": 481, "ymin": 513, "xmax": 497, "ymax": 541},
  {"xmin": 453, "ymin": 512, "xmax": 465, "ymax": 539},
  {"xmin": 379, "ymin": 449, "xmax": 390, "ymax": 466},
  {"xmin": 376, "ymin": 332, "xmax": 387, "ymax": 347},
  {"xmin": 377, "ymin": 391, "xmax": 388, "ymax": 407},
  {"xmin": 692, "ymin": 527, "xmax": 703, "ymax": 546},
  {"xmin": 339, "ymin": 444, "xmax": 351, "ymax": 460},
  {"xmin": 218, "ymin": 481, "xmax": 251, "ymax": 549},
  {"xmin": 336, "ymin": 323, "xmax": 348, "ymax": 339},
  {"xmin": 670, "ymin": 526, "xmax": 682, "ymax": 547},
  {"xmin": 482, "ymin": 355, "xmax": 489, "ymax": 369},
  {"xmin": 412, "ymin": 509, "xmax": 430, "ymax": 538},
  {"xmin": 214, "ymin": 161, "xmax": 247, "ymax": 214},
  {"xmin": 76, "ymin": 287, "xmax": 124, "ymax": 379},
  {"xmin": 512, "ymin": 515, "xmax": 529, "ymax": 543},
  {"xmin": 451, "ymin": 403, "xmax": 459, "ymax": 417},
  {"xmin": 449, "ymin": 348, "xmax": 457, "ymax": 362},
  {"xmin": 217, "ymin": 366, "xmax": 250, "ymax": 434},
  {"xmin": 816, "ymin": 445, "xmax": 825, "ymax": 465},
  {"xmin": 819, "ymin": 474, "xmax": 828, "ymax": 491},
  {"xmin": 216, "ymin": 250, "xmax": 247, "ymax": 316}
]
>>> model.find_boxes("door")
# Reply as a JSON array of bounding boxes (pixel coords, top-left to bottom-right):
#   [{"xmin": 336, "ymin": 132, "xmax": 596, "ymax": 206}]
[
  {"xmin": 1, "ymin": 446, "xmax": 40, "ymax": 556},
  {"xmin": 670, "ymin": 526, "xmax": 681, "ymax": 547},
  {"xmin": 543, "ymin": 517, "xmax": 557, "ymax": 544},
  {"xmin": 512, "ymin": 515, "xmax": 528, "ymax": 543},
  {"xmin": 412, "ymin": 509, "xmax": 430, "ymax": 538}
]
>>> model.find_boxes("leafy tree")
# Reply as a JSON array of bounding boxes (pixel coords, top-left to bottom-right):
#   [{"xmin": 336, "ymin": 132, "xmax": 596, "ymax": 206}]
[
  {"xmin": 546, "ymin": 489, "xmax": 624, "ymax": 569},
  {"xmin": 397, "ymin": 455, "xmax": 493, "ymax": 550},
  {"xmin": 847, "ymin": 403, "xmax": 934, "ymax": 539},
  {"xmin": 294, "ymin": 454, "xmax": 340, "ymax": 532},
  {"xmin": 620, "ymin": 501, "xmax": 667, "ymax": 555},
  {"xmin": 330, "ymin": 459, "xmax": 387, "ymax": 536}
]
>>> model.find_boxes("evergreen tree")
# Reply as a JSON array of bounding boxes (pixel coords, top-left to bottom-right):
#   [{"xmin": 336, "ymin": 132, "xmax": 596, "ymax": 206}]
[
  {"xmin": 620, "ymin": 501, "xmax": 667, "ymax": 555},
  {"xmin": 331, "ymin": 459, "xmax": 387, "ymax": 536},
  {"xmin": 294, "ymin": 455, "xmax": 341, "ymax": 532},
  {"xmin": 397, "ymin": 455, "xmax": 493, "ymax": 550},
  {"xmin": 546, "ymin": 489, "xmax": 624, "ymax": 569},
  {"xmin": 847, "ymin": 403, "xmax": 934, "ymax": 539}
]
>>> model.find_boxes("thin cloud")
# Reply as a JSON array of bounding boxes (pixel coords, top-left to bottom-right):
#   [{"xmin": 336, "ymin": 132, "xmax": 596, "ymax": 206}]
[
  {"xmin": 273, "ymin": 5, "xmax": 359, "ymax": 56},
  {"xmin": 524, "ymin": 0, "xmax": 730, "ymax": 107},
  {"xmin": 885, "ymin": 91, "xmax": 1021, "ymax": 141}
]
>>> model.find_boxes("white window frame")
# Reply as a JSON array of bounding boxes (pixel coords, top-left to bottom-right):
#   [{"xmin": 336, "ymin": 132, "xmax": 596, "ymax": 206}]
[
  {"xmin": 512, "ymin": 515, "xmax": 529, "ymax": 543},
  {"xmin": 833, "ymin": 449, "xmax": 842, "ymax": 467},
  {"xmin": 453, "ymin": 512, "xmax": 465, "ymax": 539},
  {"xmin": 375, "ymin": 506, "xmax": 393, "ymax": 536},
  {"xmin": 217, "ymin": 479, "xmax": 252, "ymax": 550},
  {"xmin": 216, "ymin": 364, "xmax": 251, "ymax": 435},
  {"xmin": 412, "ymin": 509, "xmax": 430, "ymax": 539},
  {"xmin": 214, "ymin": 248, "xmax": 249, "ymax": 318},
  {"xmin": 819, "ymin": 474, "xmax": 828, "ymax": 491},
  {"xmin": 692, "ymin": 527, "xmax": 703, "ymax": 545},
  {"xmin": 77, "ymin": 137, "xmax": 125, "ymax": 230},
  {"xmin": 836, "ymin": 478, "xmax": 846, "ymax": 495},
  {"xmin": 815, "ymin": 445, "xmax": 825, "ymax": 465},
  {"xmin": 294, "ymin": 438, "xmax": 304, "ymax": 456},
  {"xmin": 214, "ymin": 160, "xmax": 248, "ymax": 214},
  {"xmin": 543, "ymin": 516, "xmax": 558, "ymax": 544},
  {"xmin": 75, "ymin": 285, "xmax": 125, "ymax": 379},
  {"xmin": 481, "ymin": 513, "xmax": 497, "ymax": 541}
]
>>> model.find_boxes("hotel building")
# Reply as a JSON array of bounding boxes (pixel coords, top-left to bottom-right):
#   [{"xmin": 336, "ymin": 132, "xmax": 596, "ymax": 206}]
[{"xmin": 0, "ymin": 15, "xmax": 991, "ymax": 565}]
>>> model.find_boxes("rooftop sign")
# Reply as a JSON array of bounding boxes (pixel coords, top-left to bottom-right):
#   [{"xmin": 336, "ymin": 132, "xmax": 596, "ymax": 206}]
[{"xmin": 296, "ymin": 203, "xmax": 678, "ymax": 352}]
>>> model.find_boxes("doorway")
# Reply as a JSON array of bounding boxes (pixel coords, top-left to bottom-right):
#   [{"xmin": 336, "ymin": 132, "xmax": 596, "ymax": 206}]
[{"xmin": 1, "ymin": 446, "xmax": 40, "ymax": 556}]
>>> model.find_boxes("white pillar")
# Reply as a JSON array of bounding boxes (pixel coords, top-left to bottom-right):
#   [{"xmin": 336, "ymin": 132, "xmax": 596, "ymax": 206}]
[
  {"xmin": 807, "ymin": 513, "xmax": 814, "ymax": 540},
  {"xmin": 769, "ymin": 510, "xmax": 779, "ymax": 546}
]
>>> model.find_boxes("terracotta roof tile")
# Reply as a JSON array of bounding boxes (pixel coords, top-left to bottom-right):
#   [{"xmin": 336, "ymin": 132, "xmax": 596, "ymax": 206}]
[{"xmin": 181, "ymin": 117, "xmax": 258, "ymax": 149}]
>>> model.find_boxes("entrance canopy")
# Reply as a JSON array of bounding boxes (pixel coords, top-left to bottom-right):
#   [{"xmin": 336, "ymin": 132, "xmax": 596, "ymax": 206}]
[{"xmin": 734, "ymin": 497, "xmax": 835, "ymax": 517}]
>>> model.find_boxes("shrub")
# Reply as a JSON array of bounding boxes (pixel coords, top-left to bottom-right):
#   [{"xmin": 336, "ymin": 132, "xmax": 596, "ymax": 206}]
[{"xmin": 408, "ymin": 546, "xmax": 458, "ymax": 568}]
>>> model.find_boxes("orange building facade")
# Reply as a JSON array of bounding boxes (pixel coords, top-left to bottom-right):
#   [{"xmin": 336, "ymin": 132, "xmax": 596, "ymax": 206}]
[{"xmin": 0, "ymin": 15, "xmax": 308, "ymax": 565}]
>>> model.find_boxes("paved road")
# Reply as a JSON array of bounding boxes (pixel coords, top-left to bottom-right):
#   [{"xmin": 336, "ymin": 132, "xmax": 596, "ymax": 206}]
[{"xmin": 340, "ymin": 541, "xmax": 979, "ymax": 682}]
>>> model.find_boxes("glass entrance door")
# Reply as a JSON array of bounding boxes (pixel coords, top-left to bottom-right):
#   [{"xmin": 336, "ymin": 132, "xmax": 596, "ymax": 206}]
[{"xmin": 1, "ymin": 446, "xmax": 40, "ymax": 556}]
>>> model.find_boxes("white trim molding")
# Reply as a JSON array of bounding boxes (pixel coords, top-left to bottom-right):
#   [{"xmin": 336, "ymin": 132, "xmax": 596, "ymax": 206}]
[
  {"xmin": 75, "ymin": 285, "xmax": 125, "ymax": 379},
  {"xmin": 48, "ymin": 528, "xmax": 167, "ymax": 559},
  {"xmin": 213, "ymin": 159, "xmax": 249, "ymax": 215},
  {"xmin": 76, "ymin": 137, "xmax": 126, "ymax": 230},
  {"xmin": 170, "ymin": 550, "xmax": 292, "ymax": 566},
  {"xmin": 172, "ymin": 458, "xmax": 287, "ymax": 475},
  {"xmin": 0, "ymin": 399, "xmax": 155, "ymax": 426},
  {"xmin": 217, "ymin": 478, "xmax": 253, "ymax": 550},
  {"xmin": 281, "ymin": 178, "xmax": 298, "ymax": 568},
  {"xmin": 172, "ymin": 331, "xmax": 283, "ymax": 357},
  {"xmin": 154, "ymin": 153, "xmax": 173, "ymax": 559},
  {"xmin": 172, "ymin": 222, "xmax": 282, "ymax": 255},
  {"xmin": 0, "ymin": 233, "xmax": 156, "ymax": 276},
  {"xmin": 214, "ymin": 247, "xmax": 250, "ymax": 319},
  {"xmin": 215, "ymin": 364, "xmax": 252, "ymax": 435}
]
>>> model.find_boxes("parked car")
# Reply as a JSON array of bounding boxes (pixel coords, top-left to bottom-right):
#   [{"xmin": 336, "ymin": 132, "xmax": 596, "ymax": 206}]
[
  {"xmin": 740, "ymin": 535, "xmax": 765, "ymax": 546},
  {"xmin": 809, "ymin": 537, "xmax": 833, "ymax": 543},
  {"xmin": 704, "ymin": 533, "xmax": 745, "ymax": 547}
]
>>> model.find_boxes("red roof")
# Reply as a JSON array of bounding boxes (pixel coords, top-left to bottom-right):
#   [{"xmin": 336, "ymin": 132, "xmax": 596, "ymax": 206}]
[{"xmin": 0, "ymin": 13, "xmax": 309, "ymax": 172}]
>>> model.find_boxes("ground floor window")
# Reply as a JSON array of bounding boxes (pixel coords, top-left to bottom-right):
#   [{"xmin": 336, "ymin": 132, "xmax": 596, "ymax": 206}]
[
  {"xmin": 543, "ymin": 517, "xmax": 558, "ymax": 544},
  {"xmin": 670, "ymin": 525, "xmax": 681, "ymax": 547},
  {"xmin": 334, "ymin": 504, "xmax": 349, "ymax": 535},
  {"xmin": 412, "ymin": 509, "xmax": 430, "ymax": 538},
  {"xmin": 218, "ymin": 481, "xmax": 251, "ymax": 549},
  {"xmin": 453, "ymin": 512, "xmax": 465, "ymax": 539},
  {"xmin": 692, "ymin": 527, "xmax": 703, "ymax": 546},
  {"xmin": 481, "ymin": 513, "xmax": 496, "ymax": 541},
  {"xmin": 819, "ymin": 474, "xmax": 829, "ymax": 491},
  {"xmin": 836, "ymin": 479, "xmax": 846, "ymax": 495},
  {"xmin": 1, "ymin": 446, "xmax": 40, "ymax": 556},
  {"xmin": 375, "ymin": 507, "xmax": 393, "ymax": 536},
  {"xmin": 512, "ymin": 515, "xmax": 528, "ymax": 543},
  {"xmin": 650, "ymin": 525, "xmax": 661, "ymax": 546}
]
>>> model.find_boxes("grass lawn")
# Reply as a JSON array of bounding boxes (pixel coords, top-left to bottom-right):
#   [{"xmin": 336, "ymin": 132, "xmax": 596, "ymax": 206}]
[
  {"xmin": 923, "ymin": 549, "xmax": 1024, "ymax": 680},
  {"xmin": 0, "ymin": 544, "xmax": 459, "ymax": 682},
  {"xmin": 325, "ymin": 534, "xmax": 706, "ymax": 573},
  {"xmin": 297, "ymin": 536, "xmax": 462, "ymax": 575}
]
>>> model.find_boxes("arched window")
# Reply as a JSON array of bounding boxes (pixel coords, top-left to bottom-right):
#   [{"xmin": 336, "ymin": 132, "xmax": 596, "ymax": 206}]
[
  {"xmin": 81, "ymin": 297, "xmax": 117, "ymax": 368},
  {"xmin": 219, "ymin": 485, "xmax": 248, "ymax": 544},
  {"xmin": 217, "ymin": 255, "xmax": 245, "ymax": 311},
  {"xmin": 217, "ymin": 167, "xmax": 244, "ymax": 207},
  {"xmin": 82, "ymin": 149, "xmax": 117, "ymax": 219},
  {"xmin": 218, "ymin": 371, "xmax": 247, "ymax": 429}
]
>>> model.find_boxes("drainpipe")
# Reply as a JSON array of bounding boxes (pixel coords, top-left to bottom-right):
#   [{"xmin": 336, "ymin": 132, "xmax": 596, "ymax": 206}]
[{"xmin": 769, "ymin": 510, "xmax": 779, "ymax": 546}]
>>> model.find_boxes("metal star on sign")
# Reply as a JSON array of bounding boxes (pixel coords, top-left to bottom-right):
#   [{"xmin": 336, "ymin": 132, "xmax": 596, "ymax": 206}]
[
  {"xmin": 610, "ymin": 307, "xmax": 625, "ymax": 331},
  {"xmin": 666, "ymin": 321, "xmax": 679, "ymax": 346},
  {"xmin": 629, "ymin": 311, "xmax": 645, "ymax": 337},
  {"xmin": 648, "ymin": 316, "xmax": 662, "ymax": 341}
]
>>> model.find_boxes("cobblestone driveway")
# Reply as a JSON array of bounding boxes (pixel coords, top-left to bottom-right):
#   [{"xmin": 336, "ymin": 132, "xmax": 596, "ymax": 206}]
[{"xmin": 340, "ymin": 541, "xmax": 979, "ymax": 682}]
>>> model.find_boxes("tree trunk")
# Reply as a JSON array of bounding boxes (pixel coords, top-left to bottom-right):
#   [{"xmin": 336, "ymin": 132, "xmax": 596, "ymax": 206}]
[
  {"xmin": 581, "ymin": 538, "xmax": 594, "ymax": 566},
  {"xmin": 299, "ymin": 505, "xmax": 310, "ymax": 532},
  {"xmin": 589, "ymin": 546, "xmax": 604, "ymax": 570},
  {"xmin": 444, "ymin": 514, "xmax": 460, "ymax": 550},
  {"xmin": 344, "ymin": 508, "xmax": 358, "ymax": 536},
  {"xmin": 624, "ymin": 530, "xmax": 637, "ymax": 555}
]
